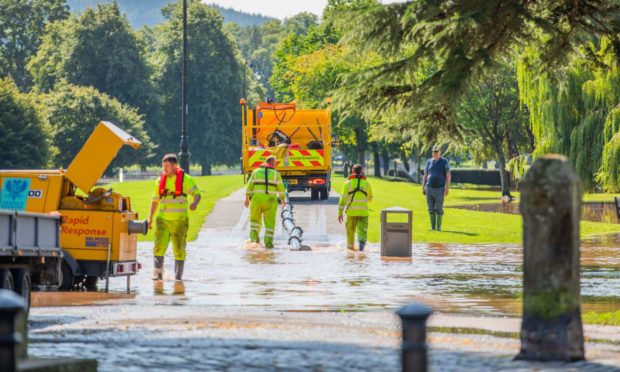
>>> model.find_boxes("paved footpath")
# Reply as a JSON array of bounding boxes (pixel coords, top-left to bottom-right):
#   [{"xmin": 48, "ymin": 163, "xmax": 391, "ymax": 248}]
[
  {"xmin": 28, "ymin": 188, "xmax": 620, "ymax": 371},
  {"xmin": 28, "ymin": 307, "xmax": 620, "ymax": 371}
]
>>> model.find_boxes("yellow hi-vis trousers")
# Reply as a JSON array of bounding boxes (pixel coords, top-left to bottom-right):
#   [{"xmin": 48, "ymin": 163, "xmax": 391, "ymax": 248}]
[
  {"xmin": 249, "ymin": 193, "xmax": 278, "ymax": 248},
  {"xmin": 346, "ymin": 216, "xmax": 368, "ymax": 250},
  {"xmin": 154, "ymin": 216, "xmax": 189, "ymax": 260}
]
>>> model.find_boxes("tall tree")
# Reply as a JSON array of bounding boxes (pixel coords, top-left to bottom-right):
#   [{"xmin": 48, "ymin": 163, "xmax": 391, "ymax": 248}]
[
  {"xmin": 518, "ymin": 38, "xmax": 620, "ymax": 191},
  {"xmin": 225, "ymin": 19, "xmax": 283, "ymax": 98},
  {"xmin": 0, "ymin": 0, "xmax": 69, "ymax": 89},
  {"xmin": 29, "ymin": 3, "xmax": 159, "ymax": 155},
  {"xmin": 29, "ymin": 3, "xmax": 152, "ymax": 112},
  {"xmin": 38, "ymin": 83, "xmax": 154, "ymax": 169},
  {"xmin": 154, "ymin": 0, "xmax": 242, "ymax": 175},
  {"xmin": 0, "ymin": 78, "xmax": 52, "ymax": 168},
  {"xmin": 334, "ymin": 0, "xmax": 620, "ymax": 137},
  {"xmin": 458, "ymin": 62, "xmax": 530, "ymax": 197}
]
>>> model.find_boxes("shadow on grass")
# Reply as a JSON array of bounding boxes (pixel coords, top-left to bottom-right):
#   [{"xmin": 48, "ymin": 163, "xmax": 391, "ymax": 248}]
[
  {"xmin": 439, "ymin": 230, "xmax": 479, "ymax": 237},
  {"xmin": 451, "ymin": 196, "xmax": 500, "ymax": 202}
]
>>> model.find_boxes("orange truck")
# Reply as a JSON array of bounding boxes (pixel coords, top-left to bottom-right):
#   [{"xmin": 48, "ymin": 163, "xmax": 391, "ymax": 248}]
[{"xmin": 241, "ymin": 100, "xmax": 333, "ymax": 200}]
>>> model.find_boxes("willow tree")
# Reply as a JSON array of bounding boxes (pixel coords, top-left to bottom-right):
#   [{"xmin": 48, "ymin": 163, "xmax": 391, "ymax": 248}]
[{"xmin": 517, "ymin": 39, "xmax": 620, "ymax": 191}]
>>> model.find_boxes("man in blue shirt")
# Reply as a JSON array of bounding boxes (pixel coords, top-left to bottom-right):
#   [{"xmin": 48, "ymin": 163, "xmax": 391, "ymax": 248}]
[{"xmin": 422, "ymin": 145, "xmax": 451, "ymax": 231}]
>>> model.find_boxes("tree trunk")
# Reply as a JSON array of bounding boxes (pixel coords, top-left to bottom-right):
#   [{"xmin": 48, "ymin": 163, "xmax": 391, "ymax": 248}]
[
  {"xmin": 372, "ymin": 142, "xmax": 382, "ymax": 177},
  {"xmin": 494, "ymin": 141, "xmax": 512, "ymax": 198},
  {"xmin": 382, "ymin": 150, "xmax": 390, "ymax": 176},
  {"xmin": 517, "ymin": 155, "xmax": 584, "ymax": 362},
  {"xmin": 354, "ymin": 127, "xmax": 366, "ymax": 167},
  {"xmin": 415, "ymin": 155, "xmax": 422, "ymax": 183},
  {"xmin": 201, "ymin": 161, "xmax": 212, "ymax": 176},
  {"xmin": 506, "ymin": 129, "xmax": 520, "ymax": 159},
  {"xmin": 400, "ymin": 150, "xmax": 410, "ymax": 172},
  {"xmin": 525, "ymin": 124, "xmax": 536, "ymax": 153}
]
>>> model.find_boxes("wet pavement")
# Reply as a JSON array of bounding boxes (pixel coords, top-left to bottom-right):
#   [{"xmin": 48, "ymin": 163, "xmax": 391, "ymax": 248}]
[{"xmin": 28, "ymin": 189, "xmax": 620, "ymax": 370}]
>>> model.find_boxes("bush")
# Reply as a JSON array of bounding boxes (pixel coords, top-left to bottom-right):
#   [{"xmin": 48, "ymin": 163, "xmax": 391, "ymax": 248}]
[{"xmin": 38, "ymin": 84, "xmax": 154, "ymax": 170}]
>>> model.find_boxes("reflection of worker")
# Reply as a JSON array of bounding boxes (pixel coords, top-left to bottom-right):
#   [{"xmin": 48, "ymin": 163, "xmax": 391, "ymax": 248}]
[
  {"xmin": 245, "ymin": 156, "xmax": 286, "ymax": 248},
  {"xmin": 148, "ymin": 154, "xmax": 201, "ymax": 281},
  {"xmin": 338, "ymin": 164, "xmax": 373, "ymax": 251},
  {"xmin": 422, "ymin": 145, "xmax": 451, "ymax": 231}
]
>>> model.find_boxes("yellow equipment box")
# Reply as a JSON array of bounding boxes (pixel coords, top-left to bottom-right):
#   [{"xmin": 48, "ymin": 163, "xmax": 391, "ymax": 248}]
[
  {"xmin": 0, "ymin": 121, "xmax": 147, "ymax": 290},
  {"xmin": 241, "ymin": 100, "xmax": 333, "ymax": 201}
]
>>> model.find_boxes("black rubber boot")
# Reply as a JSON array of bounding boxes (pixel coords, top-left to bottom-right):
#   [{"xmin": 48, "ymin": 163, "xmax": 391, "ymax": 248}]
[
  {"xmin": 359, "ymin": 241, "xmax": 366, "ymax": 252},
  {"xmin": 436, "ymin": 214, "xmax": 443, "ymax": 231},
  {"xmin": 174, "ymin": 260, "xmax": 185, "ymax": 281},
  {"xmin": 153, "ymin": 256, "xmax": 164, "ymax": 280},
  {"xmin": 429, "ymin": 213, "xmax": 437, "ymax": 230}
]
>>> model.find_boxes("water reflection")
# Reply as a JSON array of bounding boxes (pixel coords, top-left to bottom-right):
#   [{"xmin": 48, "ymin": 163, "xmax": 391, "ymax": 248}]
[
  {"xmin": 453, "ymin": 202, "xmax": 620, "ymax": 223},
  {"xmin": 244, "ymin": 248, "xmax": 276, "ymax": 264},
  {"xmin": 32, "ymin": 237, "xmax": 620, "ymax": 317}
]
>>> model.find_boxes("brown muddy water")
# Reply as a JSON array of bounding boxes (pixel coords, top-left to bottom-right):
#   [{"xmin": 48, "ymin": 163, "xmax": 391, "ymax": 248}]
[
  {"xmin": 30, "ymin": 191, "xmax": 620, "ymax": 316},
  {"xmin": 453, "ymin": 201, "xmax": 620, "ymax": 224},
  {"xmin": 31, "ymin": 239, "xmax": 620, "ymax": 317}
]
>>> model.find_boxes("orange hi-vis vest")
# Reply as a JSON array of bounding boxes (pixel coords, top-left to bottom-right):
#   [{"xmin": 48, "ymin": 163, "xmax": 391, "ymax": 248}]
[{"xmin": 159, "ymin": 168, "xmax": 185, "ymax": 197}]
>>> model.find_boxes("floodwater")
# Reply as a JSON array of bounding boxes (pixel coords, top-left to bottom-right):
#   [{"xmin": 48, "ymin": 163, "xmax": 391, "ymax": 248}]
[
  {"xmin": 31, "ymin": 190, "xmax": 620, "ymax": 317},
  {"xmin": 454, "ymin": 201, "xmax": 620, "ymax": 224}
]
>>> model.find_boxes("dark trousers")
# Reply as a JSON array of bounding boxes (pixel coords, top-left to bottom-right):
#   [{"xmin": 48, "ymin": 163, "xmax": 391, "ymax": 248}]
[{"xmin": 426, "ymin": 186, "xmax": 445, "ymax": 215}]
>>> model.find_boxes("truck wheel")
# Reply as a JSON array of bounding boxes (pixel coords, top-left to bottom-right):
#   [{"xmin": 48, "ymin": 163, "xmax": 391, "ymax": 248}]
[
  {"xmin": 0, "ymin": 269, "xmax": 14, "ymax": 291},
  {"xmin": 319, "ymin": 187, "xmax": 329, "ymax": 200},
  {"xmin": 59, "ymin": 261, "xmax": 74, "ymax": 290},
  {"xmin": 83, "ymin": 276, "xmax": 98, "ymax": 291},
  {"xmin": 310, "ymin": 188, "xmax": 319, "ymax": 201},
  {"xmin": 12, "ymin": 269, "xmax": 31, "ymax": 312}
]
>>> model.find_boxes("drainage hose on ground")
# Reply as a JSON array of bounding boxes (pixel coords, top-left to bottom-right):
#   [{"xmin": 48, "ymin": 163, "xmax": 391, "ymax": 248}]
[{"xmin": 281, "ymin": 185, "xmax": 311, "ymax": 251}]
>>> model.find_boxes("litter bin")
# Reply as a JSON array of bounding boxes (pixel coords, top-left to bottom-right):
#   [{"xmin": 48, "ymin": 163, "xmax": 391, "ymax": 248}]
[{"xmin": 381, "ymin": 207, "xmax": 412, "ymax": 257}]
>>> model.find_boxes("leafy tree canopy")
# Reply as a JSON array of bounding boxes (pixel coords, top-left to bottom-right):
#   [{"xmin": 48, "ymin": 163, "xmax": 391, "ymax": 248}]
[
  {"xmin": 0, "ymin": 78, "xmax": 52, "ymax": 168},
  {"xmin": 0, "ymin": 0, "xmax": 69, "ymax": 89},
  {"xmin": 38, "ymin": 83, "xmax": 154, "ymax": 170}
]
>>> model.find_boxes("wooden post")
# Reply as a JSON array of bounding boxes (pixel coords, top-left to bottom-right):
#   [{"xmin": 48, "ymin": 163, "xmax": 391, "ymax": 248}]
[{"xmin": 516, "ymin": 154, "xmax": 585, "ymax": 361}]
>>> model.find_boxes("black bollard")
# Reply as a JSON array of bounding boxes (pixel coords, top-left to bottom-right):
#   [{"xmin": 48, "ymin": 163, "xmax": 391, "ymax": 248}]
[
  {"xmin": 396, "ymin": 303, "xmax": 433, "ymax": 372},
  {"xmin": 0, "ymin": 289, "xmax": 27, "ymax": 372}
]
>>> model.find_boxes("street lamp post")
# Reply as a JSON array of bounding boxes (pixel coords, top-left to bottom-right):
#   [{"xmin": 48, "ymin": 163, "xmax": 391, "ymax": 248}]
[{"xmin": 178, "ymin": 0, "xmax": 190, "ymax": 172}]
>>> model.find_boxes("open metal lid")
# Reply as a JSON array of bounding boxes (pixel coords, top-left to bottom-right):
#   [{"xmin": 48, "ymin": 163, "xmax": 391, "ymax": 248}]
[{"xmin": 65, "ymin": 121, "xmax": 141, "ymax": 192}]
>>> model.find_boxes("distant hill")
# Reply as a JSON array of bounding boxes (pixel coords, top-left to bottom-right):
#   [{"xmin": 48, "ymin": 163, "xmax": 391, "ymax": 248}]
[{"xmin": 66, "ymin": 1, "xmax": 275, "ymax": 28}]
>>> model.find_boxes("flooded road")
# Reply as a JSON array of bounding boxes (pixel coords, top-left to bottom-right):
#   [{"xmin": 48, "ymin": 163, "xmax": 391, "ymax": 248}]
[
  {"xmin": 28, "ymin": 189, "xmax": 620, "ymax": 370},
  {"xmin": 32, "ymin": 190, "xmax": 620, "ymax": 315}
]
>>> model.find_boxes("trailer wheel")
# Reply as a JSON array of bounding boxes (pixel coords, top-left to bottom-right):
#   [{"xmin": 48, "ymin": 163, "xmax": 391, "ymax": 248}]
[
  {"xmin": 59, "ymin": 261, "xmax": 74, "ymax": 290},
  {"xmin": 83, "ymin": 276, "xmax": 99, "ymax": 291},
  {"xmin": 310, "ymin": 188, "xmax": 319, "ymax": 201},
  {"xmin": 12, "ymin": 269, "xmax": 31, "ymax": 312},
  {"xmin": 0, "ymin": 269, "xmax": 14, "ymax": 291}
]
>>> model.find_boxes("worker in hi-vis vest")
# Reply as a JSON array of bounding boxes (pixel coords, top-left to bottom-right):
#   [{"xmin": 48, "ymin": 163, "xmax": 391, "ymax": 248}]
[
  {"xmin": 338, "ymin": 164, "xmax": 373, "ymax": 251},
  {"xmin": 148, "ymin": 153, "xmax": 201, "ymax": 281},
  {"xmin": 245, "ymin": 156, "xmax": 286, "ymax": 248}
]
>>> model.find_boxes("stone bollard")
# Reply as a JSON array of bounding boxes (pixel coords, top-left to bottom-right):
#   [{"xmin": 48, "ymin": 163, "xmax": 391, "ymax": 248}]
[
  {"xmin": 0, "ymin": 289, "xmax": 27, "ymax": 372},
  {"xmin": 396, "ymin": 303, "xmax": 432, "ymax": 372},
  {"xmin": 516, "ymin": 154, "xmax": 585, "ymax": 362}
]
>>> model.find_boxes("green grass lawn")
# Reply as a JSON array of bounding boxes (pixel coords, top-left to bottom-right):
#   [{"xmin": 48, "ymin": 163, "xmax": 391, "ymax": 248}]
[
  {"xmin": 332, "ymin": 177, "xmax": 620, "ymax": 244},
  {"xmin": 583, "ymin": 310, "xmax": 620, "ymax": 326},
  {"xmin": 109, "ymin": 175, "xmax": 242, "ymax": 242}
]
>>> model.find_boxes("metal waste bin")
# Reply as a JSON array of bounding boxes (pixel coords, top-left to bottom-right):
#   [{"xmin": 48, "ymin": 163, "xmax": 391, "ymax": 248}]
[{"xmin": 381, "ymin": 207, "xmax": 412, "ymax": 257}]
